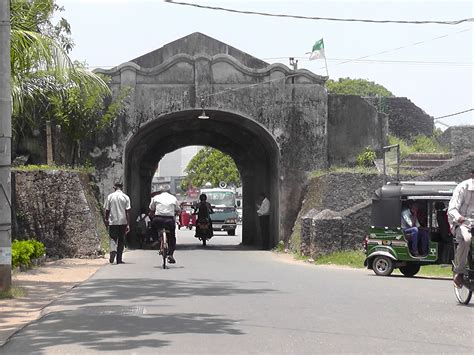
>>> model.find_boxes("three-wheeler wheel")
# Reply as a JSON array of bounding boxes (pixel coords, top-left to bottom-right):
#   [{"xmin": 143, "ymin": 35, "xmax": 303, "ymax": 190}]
[
  {"xmin": 399, "ymin": 264, "xmax": 421, "ymax": 277},
  {"xmin": 372, "ymin": 256, "xmax": 394, "ymax": 276}
]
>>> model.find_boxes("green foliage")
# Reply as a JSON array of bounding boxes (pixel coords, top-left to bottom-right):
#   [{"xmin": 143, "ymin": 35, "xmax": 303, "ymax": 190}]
[
  {"xmin": 326, "ymin": 78, "xmax": 393, "ymax": 97},
  {"xmin": 0, "ymin": 287, "xmax": 27, "ymax": 299},
  {"xmin": 417, "ymin": 265, "xmax": 451, "ymax": 277},
  {"xmin": 12, "ymin": 240, "xmax": 34, "ymax": 268},
  {"xmin": 310, "ymin": 166, "xmax": 379, "ymax": 178},
  {"xmin": 11, "ymin": 239, "xmax": 46, "ymax": 268},
  {"xmin": 387, "ymin": 135, "xmax": 411, "ymax": 159},
  {"xmin": 50, "ymin": 67, "xmax": 130, "ymax": 165},
  {"xmin": 388, "ymin": 134, "xmax": 447, "ymax": 159},
  {"xmin": 274, "ymin": 240, "xmax": 286, "ymax": 252},
  {"xmin": 30, "ymin": 239, "xmax": 46, "ymax": 258},
  {"xmin": 314, "ymin": 250, "xmax": 366, "ymax": 268},
  {"xmin": 356, "ymin": 146, "xmax": 376, "ymax": 167},
  {"xmin": 13, "ymin": 164, "xmax": 94, "ymax": 173},
  {"xmin": 181, "ymin": 147, "xmax": 241, "ymax": 190},
  {"xmin": 10, "ymin": 0, "xmax": 112, "ymax": 148},
  {"xmin": 411, "ymin": 135, "xmax": 442, "ymax": 153}
]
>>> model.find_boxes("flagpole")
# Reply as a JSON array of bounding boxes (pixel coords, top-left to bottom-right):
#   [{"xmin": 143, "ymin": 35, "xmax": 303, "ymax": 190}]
[
  {"xmin": 323, "ymin": 39, "xmax": 329, "ymax": 77},
  {"xmin": 324, "ymin": 55, "xmax": 329, "ymax": 77}
]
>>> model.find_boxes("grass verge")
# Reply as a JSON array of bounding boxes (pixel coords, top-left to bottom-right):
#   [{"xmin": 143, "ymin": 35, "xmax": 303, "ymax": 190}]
[
  {"xmin": 314, "ymin": 250, "xmax": 366, "ymax": 268},
  {"xmin": 0, "ymin": 287, "xmax": 27, "ymax": 299}
]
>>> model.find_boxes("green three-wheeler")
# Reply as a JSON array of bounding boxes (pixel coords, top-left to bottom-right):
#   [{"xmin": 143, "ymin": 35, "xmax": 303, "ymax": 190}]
[{"xmin": 364, "ymin": 181, "xmax": 458, "ymax": 277}]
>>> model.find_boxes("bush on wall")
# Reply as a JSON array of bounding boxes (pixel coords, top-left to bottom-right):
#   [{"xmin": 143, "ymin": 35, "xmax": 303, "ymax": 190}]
[
  {"xmin": 356, "ymin": 146, "xmax": 376, "ymax": 167},
  {"xmin": 11, "ymin": 239, "xmax": 46, "ymax": 268}
]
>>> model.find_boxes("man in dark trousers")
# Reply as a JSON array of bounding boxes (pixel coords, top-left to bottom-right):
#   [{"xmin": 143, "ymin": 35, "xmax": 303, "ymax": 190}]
[
  {"xmin": 104, "ymin": 182, "xmax": 131, "ymax": 264},
  {"xmin": 256, "ymin": 193, "xmax": 270, "ymax": 249},
  {"xmin": 448, "ymin": 169, "xmax": 474, "ymax": 288}
]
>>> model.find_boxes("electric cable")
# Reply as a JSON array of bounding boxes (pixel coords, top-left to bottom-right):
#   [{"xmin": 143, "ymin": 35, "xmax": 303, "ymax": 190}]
[
  {"xmin": 164, "ymin": 0, "xmax": 474, "ymax": 25},
  {"xmin": 433, "ymin": 108, "xmax": 473, "ymax": 120},
  {"xmin": 317, "ymin": 28, "xmax": 472, "ymax": 70}
]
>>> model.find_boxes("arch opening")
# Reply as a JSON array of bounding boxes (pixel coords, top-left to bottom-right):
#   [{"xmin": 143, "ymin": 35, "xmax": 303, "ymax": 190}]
[{"xmin": 124, "ymin": 109, "xmax": 280, "ymax": 249}]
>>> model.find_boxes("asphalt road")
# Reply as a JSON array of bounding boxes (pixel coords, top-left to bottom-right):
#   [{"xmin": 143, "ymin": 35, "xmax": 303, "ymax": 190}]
[{"xmin": 2, "ymin": 226, "xmax": 473, "ymax": 354}]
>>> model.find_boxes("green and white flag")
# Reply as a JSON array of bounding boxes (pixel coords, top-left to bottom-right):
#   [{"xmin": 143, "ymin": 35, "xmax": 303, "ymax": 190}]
[{"xmin": 308, "ymin": 38, "xmax": 325, "ymax": 60}]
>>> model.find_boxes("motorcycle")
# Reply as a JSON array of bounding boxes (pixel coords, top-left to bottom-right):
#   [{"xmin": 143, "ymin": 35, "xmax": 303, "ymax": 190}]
[{"xmin": 195, "ymin": 217, "xmax": 213, "ymax": 246}]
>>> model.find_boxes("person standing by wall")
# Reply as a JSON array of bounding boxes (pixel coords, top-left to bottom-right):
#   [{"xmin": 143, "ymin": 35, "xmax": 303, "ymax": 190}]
[
  {"xmin": 256, "ymin": 193, "xmax": 270, "ymax": 249},
  {"xmin": 448, "ymin": 169, "xmax": 474, "ymax": 288},
  {"xmin": 104, "ymin": 182, "xmax": 131, "ymax": 264}
]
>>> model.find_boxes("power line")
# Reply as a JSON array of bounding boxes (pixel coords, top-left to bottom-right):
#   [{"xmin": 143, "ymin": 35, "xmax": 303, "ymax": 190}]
[
  {"xmin": 88, "ymin": 28, "xmax": 472, "ymax": 70},
  {"xmin": 320, "ymin": 28, "xmax": 472, "ymax": 69},
  {"xmin": 263, "ymin": 57, "xmax": 474, "ymax": 66},
  {"xmin": 164, "ymin": 0, "xmax": 474, "ymax": 25},
  {"xmin": 434, "ymin": 108, "xmax": 473, "ymax": 120}
]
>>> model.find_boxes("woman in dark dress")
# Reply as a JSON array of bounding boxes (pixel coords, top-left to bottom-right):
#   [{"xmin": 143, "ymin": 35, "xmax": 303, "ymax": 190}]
[{"xmin": 194, "ymin": 194, "xmax": 214, "ymax": 240}]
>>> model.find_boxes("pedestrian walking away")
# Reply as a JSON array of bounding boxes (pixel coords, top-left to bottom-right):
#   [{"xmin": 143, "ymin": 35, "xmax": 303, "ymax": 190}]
[{"xmin": 104, "ymin": 182, "xmax": 131, "ymax": 264}]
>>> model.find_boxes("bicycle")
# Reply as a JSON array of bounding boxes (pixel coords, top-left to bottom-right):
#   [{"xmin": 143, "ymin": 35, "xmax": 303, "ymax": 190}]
[
  {"xmin": 158, "ymin": 228, "xmax": 170, "ymax": 269},
  {"xmin": 452, "ymin": 218, "xmax": 473, "ymax": 305}
]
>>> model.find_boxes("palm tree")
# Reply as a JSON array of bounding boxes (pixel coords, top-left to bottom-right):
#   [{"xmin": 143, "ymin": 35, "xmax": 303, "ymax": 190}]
[{"xmin": 10, "ymin": 0, "xmax": 110, "ymax": 119}]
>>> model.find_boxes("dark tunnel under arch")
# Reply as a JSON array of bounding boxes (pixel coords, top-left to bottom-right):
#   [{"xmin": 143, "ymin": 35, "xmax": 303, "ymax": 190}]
[{"xmin": 124, "ymin": 109, "xmax": 280, "ymax": 248}]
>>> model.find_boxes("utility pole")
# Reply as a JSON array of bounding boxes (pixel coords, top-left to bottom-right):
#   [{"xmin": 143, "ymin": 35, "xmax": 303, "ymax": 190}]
[
  {"xmin": 0, "ymin": 0, "xmax": 12, "ymax": 291},
  {"xmin": 46, "ymin": 120, "xmax": 53, "ymax": 165}
]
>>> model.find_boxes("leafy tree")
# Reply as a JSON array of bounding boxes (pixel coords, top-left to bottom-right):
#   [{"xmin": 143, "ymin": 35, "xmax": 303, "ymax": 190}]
[
  {"xmin": 181, "ymin": 147, "xmax": 241, "ymax": 190},
  {"xmin": 10, "ymin": 0, "xmax": 110, "ymax": 136},
  {"xmin": 326, "ymin": 78, "xmax": 393, "ymax": 97},
  {"xmin": 51, "ymin": 63, "xmax": 131, "ymax": 165}
]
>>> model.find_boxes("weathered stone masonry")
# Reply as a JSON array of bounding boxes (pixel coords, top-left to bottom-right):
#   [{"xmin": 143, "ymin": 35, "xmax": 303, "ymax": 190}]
[{"xmin": 13, "ymin": 170, "xmax": 106, "ymax": 258}]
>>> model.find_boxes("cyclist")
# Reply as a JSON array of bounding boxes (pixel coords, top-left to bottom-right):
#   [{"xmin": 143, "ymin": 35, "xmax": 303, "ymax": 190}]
[
  {"xmin": 149, "ymin": 184, "xmax": 180, "ymax": 264},
  {"xmin": 448, "ymin": 169, "xmax": 474, "ymax": 288}
]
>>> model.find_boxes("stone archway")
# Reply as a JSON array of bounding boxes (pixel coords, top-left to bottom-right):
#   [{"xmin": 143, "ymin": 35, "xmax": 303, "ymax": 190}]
[
  {"xmin": 124, "ymin": 109, "xmax": 280, "ymax": 248},
  {"xmin": 93, "ymin": 32, "xmax": 330, "ymax": 246}
]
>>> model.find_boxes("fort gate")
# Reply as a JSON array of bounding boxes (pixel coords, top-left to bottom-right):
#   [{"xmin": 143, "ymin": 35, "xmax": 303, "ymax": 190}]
[{"xmin": 93, "ymin": 32, "xmax": 386, "ymax": 248}]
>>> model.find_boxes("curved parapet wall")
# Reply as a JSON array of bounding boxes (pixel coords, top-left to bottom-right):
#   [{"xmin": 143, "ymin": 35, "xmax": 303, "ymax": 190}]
[{"xmin": 94, "ymin": 53, "xmax": 327, "ymax": 86}]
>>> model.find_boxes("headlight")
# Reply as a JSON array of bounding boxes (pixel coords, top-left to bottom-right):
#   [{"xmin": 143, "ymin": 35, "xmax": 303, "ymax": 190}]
[{"xmin": 225, "ymin": 218, "xmax": 237, "ymax": 224}]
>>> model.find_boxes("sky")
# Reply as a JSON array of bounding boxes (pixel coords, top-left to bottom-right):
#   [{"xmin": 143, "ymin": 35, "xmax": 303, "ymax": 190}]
[{"xmin": 56, "ymin": 0, "xmax": 473, "ymax": 129}]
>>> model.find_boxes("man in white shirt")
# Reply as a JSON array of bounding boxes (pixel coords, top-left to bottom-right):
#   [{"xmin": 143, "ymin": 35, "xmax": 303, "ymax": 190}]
[
  {"xmin": 149, "ymin": 184, "xmax": 180, "ymax": 263},
  {"xmin": 256, "ymin": 193, "xmax": 270, "ymax": 250},
  {"xmin": 104, "ymin": 182, "xmax": 131, "ymax": 264},
  {"xmin": 448, "ymin": 169, "xmax": 474, "ymax": 288}
]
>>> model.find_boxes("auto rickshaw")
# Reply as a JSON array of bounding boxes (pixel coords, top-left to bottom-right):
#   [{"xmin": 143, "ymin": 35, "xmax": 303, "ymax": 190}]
[
  {"xmin": 364, "ymin": 181, "xmax": 458, "ymax": 277},
  {"xmin": 178, "ymin": 202, "xmax": 196, "ymax": 229}
]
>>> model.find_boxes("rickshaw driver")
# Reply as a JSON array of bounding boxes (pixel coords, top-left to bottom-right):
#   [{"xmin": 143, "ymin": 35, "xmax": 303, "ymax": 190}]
[
  {"xmin": 149, "ymin": 184, "xmax": 181, "ymax": 264},
  {"xmin": 448, "ymin": 169, "xmax": 474, "ymax": 288},
  {"xmin": 401, "ymin": 201, "xmax": 429, "ymax": 256}
]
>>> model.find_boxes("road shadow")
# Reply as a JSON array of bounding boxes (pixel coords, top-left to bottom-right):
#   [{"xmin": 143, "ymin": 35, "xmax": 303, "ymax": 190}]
[
  {"xmin": 176, "ymin": 243, "xmax": 257, "ymax": 252},
  {"xmin": 1, "ymin": 276, "xmax": 276, "ymax": 352},
  {"xmin": 3, "ymin": 309, "xmax": 244, "ymax": 352}
]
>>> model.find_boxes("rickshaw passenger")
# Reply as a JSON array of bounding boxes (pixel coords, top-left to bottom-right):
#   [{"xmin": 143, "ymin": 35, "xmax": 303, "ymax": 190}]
[
  {"xmin": 435, "ymin": 202, "xmax": 451, "ymax": 242},
  {"xmin": 448, "ymin": 169, "xmax": 474, "ymax": 288},
  {"xmin": 401, "ymin": 201, "xmax": 429, "ymax": 256}
]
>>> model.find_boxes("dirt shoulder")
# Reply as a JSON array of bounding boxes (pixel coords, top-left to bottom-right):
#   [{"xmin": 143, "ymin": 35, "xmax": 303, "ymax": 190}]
[{"xmin": 0, "ymin": 258, "xmax": 107, "ymax": 347}]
